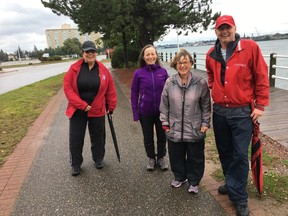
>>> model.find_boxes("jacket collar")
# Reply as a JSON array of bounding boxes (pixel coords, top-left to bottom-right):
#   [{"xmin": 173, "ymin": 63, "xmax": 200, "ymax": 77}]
[
  {"xmin": 210, "ymin": 33, "xmax": 241, "ymax": 61},
  {"xmin": 143, "ymin": 64, "xmax": 161, "ymax": 71},
  {"xmin": 172, "ymin": 71, "xmax": 202, "ymax": 87}
]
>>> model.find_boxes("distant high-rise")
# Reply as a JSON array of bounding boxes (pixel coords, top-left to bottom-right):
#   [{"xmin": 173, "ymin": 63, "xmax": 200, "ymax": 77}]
[{"xmin": 45, "ymin": 24, "xmax": 102, "ymax": 49}]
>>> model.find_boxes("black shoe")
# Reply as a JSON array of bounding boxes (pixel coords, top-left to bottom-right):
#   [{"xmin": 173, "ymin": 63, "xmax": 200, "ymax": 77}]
[
  {"xmin": 96, "ymin": 161, "xmax": 104, "ymax": 169},
  {"xmin": 218, "ymin": 184, "xmax": 228, "ymax": 195},
  {"xmin": 72, "ymin": 166, "xmax": 80, "ymax": 176},
  {"xmin": 236, "ymin": 205, "xmax": 250, "ymax": 216}
]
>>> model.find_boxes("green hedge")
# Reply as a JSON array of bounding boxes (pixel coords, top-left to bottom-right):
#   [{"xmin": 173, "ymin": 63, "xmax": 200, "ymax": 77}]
[{"xmin": 111, "ymin": 46, "xmax": 140, "ymax": 68}]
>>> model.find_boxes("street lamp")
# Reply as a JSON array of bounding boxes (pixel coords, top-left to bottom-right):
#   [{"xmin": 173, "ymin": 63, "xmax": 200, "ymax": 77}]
[{"xmin": 176, "ymin": 29, "xmax": 182, "ymax": 51}]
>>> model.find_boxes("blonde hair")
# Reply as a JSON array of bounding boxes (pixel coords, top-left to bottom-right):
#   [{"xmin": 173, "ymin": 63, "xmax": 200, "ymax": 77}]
[{"xmin": 170, "ymin": 49, "xmax": 194, "ymax": 70}]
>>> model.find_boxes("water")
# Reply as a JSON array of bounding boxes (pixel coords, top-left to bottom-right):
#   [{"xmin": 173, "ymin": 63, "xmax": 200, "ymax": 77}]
[{"xmin": 157, "ymin": 39, "xmax": 288, "ymax": 90}]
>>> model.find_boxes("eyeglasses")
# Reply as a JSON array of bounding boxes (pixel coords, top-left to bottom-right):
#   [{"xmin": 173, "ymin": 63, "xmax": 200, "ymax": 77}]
[
  {"xmin": 84, "ymin": 50, "xmax": 96, "ymax": 54},
  {"xmin": 177, "ymin": 61, "xmax": 190, "ymax": 65}
]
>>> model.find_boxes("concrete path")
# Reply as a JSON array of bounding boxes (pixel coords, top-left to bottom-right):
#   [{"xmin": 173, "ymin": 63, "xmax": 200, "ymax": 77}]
[{"xmin": 0, "ymin": 63, "xmax": 266, "ymax": 216}]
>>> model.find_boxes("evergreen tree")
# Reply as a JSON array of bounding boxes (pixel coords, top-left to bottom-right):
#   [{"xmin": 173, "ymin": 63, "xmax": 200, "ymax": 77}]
[{"xmin": 42, "ymin": 0, "xmax": 220, "ymax": 67}]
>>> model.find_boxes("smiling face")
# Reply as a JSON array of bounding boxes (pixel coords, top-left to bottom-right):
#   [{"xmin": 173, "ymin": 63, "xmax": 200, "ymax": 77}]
[
  {"xmin": 215, "ymin": 24, "xmax": 236, "ymax": 49},
  {"xmin": 82, "ymin": 49, "xmax": 97, "ymax": 65},
  {"xmin": 176, "ymin": 55, "xmax": 192, "ymax": 78},
  {"xmin": 143, "ymin": 47, "xmax": 157, "ymax": 65}
]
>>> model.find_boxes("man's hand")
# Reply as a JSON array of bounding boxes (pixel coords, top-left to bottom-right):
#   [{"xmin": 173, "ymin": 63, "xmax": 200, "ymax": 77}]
[{"xmin": 250, "ymin": 108, "xmax": 264, "ymax": 123}]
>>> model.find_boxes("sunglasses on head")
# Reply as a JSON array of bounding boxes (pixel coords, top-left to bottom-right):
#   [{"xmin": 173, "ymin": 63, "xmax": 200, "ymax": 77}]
[{"xmin": 85, "ymin": 50, "xmax": 96, "ymax": 54}]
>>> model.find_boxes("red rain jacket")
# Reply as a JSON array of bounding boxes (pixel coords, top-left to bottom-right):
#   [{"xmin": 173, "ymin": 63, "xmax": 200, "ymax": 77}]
[
  {"xmin": 64, "ymin": 59, "xmax": 117, "ymax": 118},
  {"xmin": 206, "ymin": 39, "xmax": 269, "ymax": 109}
]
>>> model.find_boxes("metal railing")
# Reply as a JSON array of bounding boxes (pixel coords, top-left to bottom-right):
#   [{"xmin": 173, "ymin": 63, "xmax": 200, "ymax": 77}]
[{"xmin": 160, "ymin": 52, "xmax": 288, "ymax": 88}]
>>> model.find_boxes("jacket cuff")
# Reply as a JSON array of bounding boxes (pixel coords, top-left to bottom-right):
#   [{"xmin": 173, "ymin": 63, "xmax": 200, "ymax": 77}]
[
  {"xmin": 255, "ymin": 104, "xmax": 265, "ymax": 111},
  {"xmin": 162, "ymin": 125, "xmax": 170, "ymax": 131}
]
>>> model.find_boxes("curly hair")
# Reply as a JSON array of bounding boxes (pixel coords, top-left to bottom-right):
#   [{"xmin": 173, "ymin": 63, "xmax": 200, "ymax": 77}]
[{"xmin": 170, "ymin": 49, "xmax": 194, "ymax": 70}]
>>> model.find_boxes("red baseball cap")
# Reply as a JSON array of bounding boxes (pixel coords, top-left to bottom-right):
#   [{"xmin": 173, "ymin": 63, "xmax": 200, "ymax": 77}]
[{"xmin": 215, "ymin": 15, "xmax": 235, "ymax": 29}]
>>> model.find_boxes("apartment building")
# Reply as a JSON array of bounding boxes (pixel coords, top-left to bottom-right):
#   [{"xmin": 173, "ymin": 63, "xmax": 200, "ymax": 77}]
[{"xmin": 45, "ymin": 24, "xmax": 102, "ymax": 49}]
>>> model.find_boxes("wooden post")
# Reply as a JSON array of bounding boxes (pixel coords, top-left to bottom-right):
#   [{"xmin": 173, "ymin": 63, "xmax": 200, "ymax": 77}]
[
  {"xmin": 193, "ymin": 52, "xmax": 197, "ymax": 69},
  {"xmin": 269, "ymin": 53, "xmax": 276, "ymax": 88}
]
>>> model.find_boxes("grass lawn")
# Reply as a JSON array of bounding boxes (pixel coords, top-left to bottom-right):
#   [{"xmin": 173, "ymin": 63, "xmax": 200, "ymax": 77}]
[{"xmin": 0, "ymin": 73, "xmax": 65, "ymax": 165}]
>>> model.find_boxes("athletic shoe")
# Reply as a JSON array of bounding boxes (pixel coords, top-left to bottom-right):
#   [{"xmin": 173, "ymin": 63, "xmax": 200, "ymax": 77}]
[
  {"xmin": 171, "ymin": 179, "xmax": 187, "ymax": 188},
  {"xmin": 188, "ymin": 185, "xmax": 199, "ymax": 194},
  {"xmin": 147, "ymin": 158, "xmax": 156, "ymax": 171},
  {"xmin": 71, "ymin": 166, "xmax": 80, "ymax": 176},
  {"xmin": 157, "ymin": 158, "xmax": 168, "ymax": 171},
  {"xmin": 96, "ymin": 161, "xmax": 104, "ymax": 169}
]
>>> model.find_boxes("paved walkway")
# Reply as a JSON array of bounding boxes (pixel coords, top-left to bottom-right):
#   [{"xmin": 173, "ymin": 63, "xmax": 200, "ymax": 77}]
[{"xmin": 0, "ymin": 63, "xmax": 267, "ymax": 216}]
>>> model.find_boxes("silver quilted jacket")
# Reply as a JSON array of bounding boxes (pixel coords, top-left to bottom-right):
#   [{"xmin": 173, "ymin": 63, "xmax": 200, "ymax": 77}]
[{"xmin": 160, "ymin": 71, "xmax": 211, "ymax": 143}]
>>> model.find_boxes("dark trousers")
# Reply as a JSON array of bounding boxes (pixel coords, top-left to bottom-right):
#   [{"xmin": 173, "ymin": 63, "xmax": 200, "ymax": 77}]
[
  {"xmin": 213, "ymin": 112, "xmax": 252, "ymax": 206},
  {"xmin": 139, "ymin": 113, "xmax": 167, "ymax": 159},
  {"xmin": 69, "ymin": 110, "xmax": 105, "ymax": 167},
  {"xmin": 168, "ymin": 139, "xmax": 205, "ymax": 186}
]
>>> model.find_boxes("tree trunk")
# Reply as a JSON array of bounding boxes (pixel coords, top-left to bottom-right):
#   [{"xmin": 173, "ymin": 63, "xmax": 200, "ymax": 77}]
[
  {"xmin": 139, "ymin": 22, "xmax": 154, "ymax": 48},
  {"xmin": 122, "ymin": 30, "xmax": 129, "ymax": 68}
]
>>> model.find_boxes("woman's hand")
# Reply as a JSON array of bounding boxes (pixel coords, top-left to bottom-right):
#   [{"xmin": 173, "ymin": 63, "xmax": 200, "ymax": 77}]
[
  {"xmin": 84, "ymin": 105, "xmax": 91, "ymax": 112},
  {"xmin": 200, "ymin": 126, "xmax": 209, "ymax": 133}
]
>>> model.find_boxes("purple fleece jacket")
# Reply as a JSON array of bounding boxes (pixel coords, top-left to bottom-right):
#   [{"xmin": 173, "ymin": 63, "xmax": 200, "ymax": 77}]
[{"xmin": 131, "ymin": 64, "xmax": 168, "ymax": 121}]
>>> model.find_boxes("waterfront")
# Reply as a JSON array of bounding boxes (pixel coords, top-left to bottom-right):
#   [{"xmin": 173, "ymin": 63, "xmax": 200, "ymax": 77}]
[{"xmin": 157, "ymin": 39, "xmax": 288, "ymax": 90}]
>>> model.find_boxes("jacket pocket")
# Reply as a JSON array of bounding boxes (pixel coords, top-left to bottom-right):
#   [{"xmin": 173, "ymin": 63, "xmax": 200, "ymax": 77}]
[{"xmin": 191, "ymin": 121, "xmax": 205, "ymax": 140}]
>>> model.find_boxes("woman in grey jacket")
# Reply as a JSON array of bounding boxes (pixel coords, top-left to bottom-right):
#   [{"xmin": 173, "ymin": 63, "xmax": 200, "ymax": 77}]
[{"xmin": 160, "ymin": 49, "xmax": 211, "ymax": 194}]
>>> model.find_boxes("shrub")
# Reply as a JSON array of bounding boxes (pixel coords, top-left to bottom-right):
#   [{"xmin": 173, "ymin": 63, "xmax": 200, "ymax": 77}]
[
  {"xmin": 111, "ymin": 46, "xmax": 140, "ymax": 68},
  {"xmin": 39, "ymin": 56, "xmax": 62, "ymax": 61}
]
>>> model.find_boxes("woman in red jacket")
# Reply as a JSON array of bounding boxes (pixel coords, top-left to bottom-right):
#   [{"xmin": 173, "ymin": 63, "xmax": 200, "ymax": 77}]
[{"xmin": 64, "ymin": 41, "xmax": 117, "ymax": 176}]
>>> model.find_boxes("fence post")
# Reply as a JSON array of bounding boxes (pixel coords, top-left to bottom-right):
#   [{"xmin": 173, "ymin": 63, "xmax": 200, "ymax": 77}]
[
  {"xmin": 165, "ymin": 53, "xmax": 168, "ymax": 62},
  {"xmin": 160, "ymin": 52, "xmax": 163, "ymax": 61},
  {"xmin": 170, "ymin": 53, "xmax": 173, "ymax": 62},
  {"xmin": 193, "ymin": 52, "xmax": 197, "ymax": 69},
  {"xmin": 269, "ymin": 53, "xmax": 276, "ymax": 88}
]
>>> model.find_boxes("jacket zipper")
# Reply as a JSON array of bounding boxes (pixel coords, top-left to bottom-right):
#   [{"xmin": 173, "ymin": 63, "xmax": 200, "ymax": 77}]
[
  {"xmin": 181, "ymin": 84, "xmax": 186, "ymax": 141},
  {"xmin": 151, "ymin": 68, "xmax": 156, "ymax": 111}
]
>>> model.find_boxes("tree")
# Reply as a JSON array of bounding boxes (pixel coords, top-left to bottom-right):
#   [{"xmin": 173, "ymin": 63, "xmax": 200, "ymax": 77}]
[
  {"xmin": 15, "ymin": 46, "xmax": 24, "ymax": 60},
  {"xmin": 61, "ymin": 38, "xmax": 82, "ymax": 56},
  {"xmin": 41, "ymin": 0, "xmax": 220, "ymax": 68},
  {"xmin": 0, "ymin": 49, "xmax": 8, "ymax": 62}
]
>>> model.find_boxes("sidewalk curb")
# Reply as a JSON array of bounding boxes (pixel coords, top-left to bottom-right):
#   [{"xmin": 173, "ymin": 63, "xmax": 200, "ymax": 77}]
[{"xmin": 0, "ymin": 90, "xmax": 65, "ymax": 216}]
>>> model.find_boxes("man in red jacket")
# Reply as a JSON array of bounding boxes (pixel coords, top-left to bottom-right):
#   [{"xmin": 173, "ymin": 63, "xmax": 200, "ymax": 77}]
[
  {"xmin": 64, "ymin": 41, "xmax": 117, "ymax": 176},
  {"xmin": 206, "ymin": 15, "xmax": 269, "ymax": 216}
]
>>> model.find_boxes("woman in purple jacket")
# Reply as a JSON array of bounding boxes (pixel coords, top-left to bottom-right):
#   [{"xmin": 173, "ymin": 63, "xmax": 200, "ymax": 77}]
[{"xmin": 131, "ymin": 44, "xmax": 169, "ymax": 171}]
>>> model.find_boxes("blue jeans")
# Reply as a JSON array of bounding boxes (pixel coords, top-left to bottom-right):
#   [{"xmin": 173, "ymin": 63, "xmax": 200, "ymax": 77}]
[{"xmin": 213, "ymin": 112, "xmax": 252, "ymax": 206}]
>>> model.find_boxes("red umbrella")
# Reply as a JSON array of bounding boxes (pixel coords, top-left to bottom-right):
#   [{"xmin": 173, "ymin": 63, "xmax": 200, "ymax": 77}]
[{"xmin": 251, "ymin": 101, "xmax": 263, "ymax": 194}]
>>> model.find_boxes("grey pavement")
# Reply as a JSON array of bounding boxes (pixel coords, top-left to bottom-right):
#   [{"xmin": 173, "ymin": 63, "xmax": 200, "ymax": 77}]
[{"xmin": 10, "ymin": 65, "xmax": 228, "ymax": 215}]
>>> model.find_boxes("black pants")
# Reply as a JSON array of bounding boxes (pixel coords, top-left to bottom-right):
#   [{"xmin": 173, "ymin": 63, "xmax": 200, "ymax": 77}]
[
  {"xmin": 139, "ymin": 113, "xmax": 167, "ymax": 159},
  {"xmin": 69, "ymin": 110, "xmax": 105, "ymax": 167},
  {"xmin": 168, "ymin": 139, "xmax": 205, "ymax": 186}
]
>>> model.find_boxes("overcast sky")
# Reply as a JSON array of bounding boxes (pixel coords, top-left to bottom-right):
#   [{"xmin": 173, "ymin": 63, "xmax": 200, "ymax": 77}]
[{"xmin": 1, "ymin": 0, "xmax": 288, "ymax": 53}]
